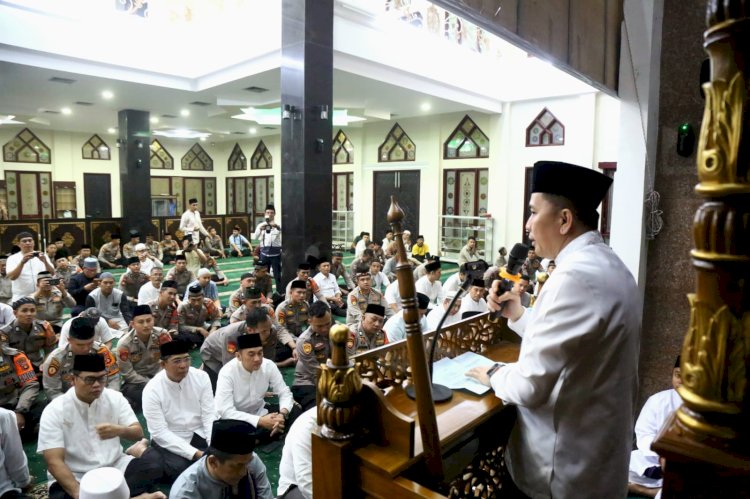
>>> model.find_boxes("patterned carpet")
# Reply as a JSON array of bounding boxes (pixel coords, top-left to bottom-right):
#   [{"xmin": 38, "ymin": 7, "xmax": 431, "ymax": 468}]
[{"xmin": 23, "ymin": 253, "xmax": 459, "ymax": 497}]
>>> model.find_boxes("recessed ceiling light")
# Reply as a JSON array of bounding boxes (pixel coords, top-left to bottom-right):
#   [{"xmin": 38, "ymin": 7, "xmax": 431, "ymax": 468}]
[
  {"xmin": 107, "ymin": 127, "xmax": 116, "ymax": 134},
  {"xmin": 150, "ymin": 117, "xmax": 159, "ymax": 124},
  {"xmin": 61, "ymin": 107, "xmax": 72, "ymax": 115},
  {"xmin": 249, "ymin": 127, "xmax": 257, "ymax": 134},
  {"xmin": 101, "ymin": 90, "xmax": 114, "ymax": 100},
  {"xmin": 180, "ymin": 109, "xmax": 190, "ymax": 117},
  {"xmin": 200, "ymin": 136, "xmax": 207, "ymax": 142},
  {"xmin": 420, "ymin": 102, "xmax": 432, "ymax": 112}
]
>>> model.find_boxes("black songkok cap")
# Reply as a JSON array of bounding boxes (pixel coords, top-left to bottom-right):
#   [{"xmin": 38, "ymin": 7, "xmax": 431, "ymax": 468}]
[
  {"xmin": 237, "ymin": 333, "xmax": 262, "ymax": 350},
  {"xmin": 425, "ymin": 261, "xmax": 441, "ymax": 272},
  {"xmin": 364, "ymin": 304, "xmax": 385, "ymax": 317},
  {"xmin": 110, "ymin": 234, "xmax": 121, "ymax": 240},
  {"xmin": 290, "ymin": 280, "xmax": 307, "ymax": 290},
  {"xmin": 73, "ymin": 353, "xmax": 105, "ymax": 373},
  {"xmin": 297, "ymin": 263, "xmax": 311, "ymax": 271},
  {"xmin": 243, "ymin": 287, "xmax": 262, "ymax": 300},
  {"xmin": 240, "ymin": 272, "xmax": 254, "ymax": 281},
  {"xmin": 416, "ymin": 293, "xmax": 430, "ymax": 310},
  {"xmin": 81, "ymin": 244, "xmax": 92, "ymax": 249},
  {"xmin": 174, "ymin": 253, "xmax": 187, "ymax": 261},
  {"xmin": 160, "ymin": 340, "xmax": 190, "ymax": 359},
  {"xmin": 471, "ymin": 278, "xmax": 486, "ymax": 288},
  {"xmin": 132, "ymin": 304, "xmax": 152, "ymax": 318},
  {"xmin": 161, "ymin": 280, "xmax": 178, "ymax": 290},
  {"xmin": 675, "ymin": 355, "xmax": 681, "ymax": 369},
  {"xmin": 127, "ymin": 256, "xmax": 140, "ymax": 265},
  {"xmin": 254, "ymin": 262, "xmax": 269, "ymax": 269},
  {"xmin": 531, "ymin": 161, "xmax": 612, "ymax": 214},
  {"xmin": 69, "ymin": 317, "xmax": 96, "ymax": 340},
  {"xmin": 54, "ymin": 250, "xmax": 69, "ymax": 260},
  {"xmin": 188, "ymin": 198, "xmax": 198, "ymax": 204},
  {"xmin": 188, "ymin": 284, "xmax": 204, "ymax": 296},
  {"xmin": 209, "ymin": 419, "xmax": 256, "ymax": 455},
  {"xmin": 11, "ymin": 297, "xmax": 35, "ymax": 310},
  {"xmin": 331, "ymin": 251, "xmax": 343, "ymax": 258}
]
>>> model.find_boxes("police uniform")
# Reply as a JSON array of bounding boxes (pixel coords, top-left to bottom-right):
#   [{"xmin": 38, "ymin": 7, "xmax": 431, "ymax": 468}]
[
  {"xmin": 122, "ymin": 241, "xmax": 138, "ymax": 259},
  {"xmin": 0, "ymin": 319, "xmax": 57, "ymax": 371},
  {"xmin": 98, "ymin": 242, "xmax": 122, "ymax": 267},
  {"xmin": 42, "ymin": 342, "xmax": 121, "ymax": 400},
  {"xmin": 292, "ymin": 327, "xmax": 330, "ymax": 410},
  {"xmin": 229, "ymin": 304, "xmax": 275, "ymax": 324},
  {"xmin": 34, "ymin": 289, "xmax": 76, "ymax": 328},
  {"xmin": 0, "ymin": 345, "xmax": 43, "ymax": 442},
  {"xmin": 165, "ymin": 268, "xmax": 195, "ymax": 297},
  {"xmin": 177, "ymin": 298, "xmax": 221, "ymax": 347},
  {"xmin": 254, "ymin": 274, "xmax": 274, "ymax": 298},
  {"xmin": 347, "ymin": 322, "xmax": 387, "ymax": 354},
  {"xmin": 346, "ymin": 287, "xmax": 390, "ymax": 325},
  {"xmin": 148, "ymin": 299, "xmax": 179, "ymax": 331},
  {"xmin": 117, "ymin": 326, "xmax": 172, "ymax": 410},
  {"xmin": 55, "ymin": 266, "xmax": 76, "ymax": 286},
  {"xmin": 0, "ymin": 273, "xmax": 12, "ymax": 305},
  {"xmin": 275, "ymin": 299, "xmax": 309, "ymax": 337},
  {"xmin": 120, "ymin": 271, "xmax": 149, "ymax": 301},
  {"xmin": 284, "ymin": 278, "xmax": 324, "ymax": 303}
]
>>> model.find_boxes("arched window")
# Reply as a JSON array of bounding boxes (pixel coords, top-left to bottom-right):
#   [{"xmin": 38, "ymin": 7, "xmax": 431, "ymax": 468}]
[
  {"xmin": 149, "ymin": 139, "xmax": 174, "ymax": 169},
  {"xmin": 251, "ymin": 141, "xmax": 272, "ymax": 170},
  {"xmin": 82, "ymin": 134, "xmax": 111, "ymax": 160},
  {"xmin": 3, "ymin": 128, "xmax": 51, "ymax": 163},
  {"xmin": 526, "ymin": 108, "xmax": 565, "ymax": 147},
  {"xmin": 181, "ymin": 143, "xmax": 213, "ymax": 171},
  {"xmin": 444, "ymin": 115, "xmax": 489, "ymax": 159},
  {"xmin": 228, "ymin": 143, "xmax": 246, "ymax": 171},
  {"xmin": 378, "ymin": 123, "xmax": 415, "ymax": 162},
  {"xmin": 332, "ymin": 129, "xmax": 353, "ymax": 164}
]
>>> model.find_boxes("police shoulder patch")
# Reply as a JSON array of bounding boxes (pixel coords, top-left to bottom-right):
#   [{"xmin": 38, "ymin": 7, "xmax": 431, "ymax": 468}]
[
  {"xmin": 0, "ymin": 333, "xmax": 8, "ymax": 343},
  {"xmin": 302, "ymin": 342, "xmax": 313, "ymax": 355},
  {"xmin": 227, "ymin": 342, "xmax": 237, "ymax": 354},
  {"xmin": 47, "ymin": 357, "xmax": 61, "ymax": 377},
  {"xmin": 119, "ymin": 348, "xmax": 129, "ymax": 362}
]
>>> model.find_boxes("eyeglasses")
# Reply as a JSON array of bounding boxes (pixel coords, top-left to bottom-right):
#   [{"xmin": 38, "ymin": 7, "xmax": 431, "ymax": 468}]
[
  {"xmin": 77, "ymin": 374, "xmax": 109, "ymax": 386},
  {"xmin": 167, "ymin": 356, "xmax": 191, "ymax": 366}
]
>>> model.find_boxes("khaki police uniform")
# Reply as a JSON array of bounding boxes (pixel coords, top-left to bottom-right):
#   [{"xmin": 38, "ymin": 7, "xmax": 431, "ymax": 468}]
[
  {"xmin": 177, "ymin": 298, "xmax": 221, "ymax": 347},
  {"xmin": 275, "ymin": 299, "xmax": 309, "ymax": 337},
  {"xmin": 292, "ymin": 327, "xmax": 329, "ymax": 410},
  {"xmin": 148, "ymin": 299, "xmax": 179, "ymax": 331},
  {"xmin": 117, "ymin": 326, "xmax": 172, "ymax": 410},
  {"xmin": 347, "ymin": 322, "xmax": 387, "ymax": 354},
  {"xmin": 42, "ymin": 342, "xmax": 120, "ymax": 400},
  {"xmin": 165, "ymin": 268, "xmax": 195, "ymax": 297},
  {"xmin": 0, "ymin": 345, "xmax": 39, "ymax": 413},
  {"xmin": 0, "ymin": 319, "xmax": 57, "ymax": 371},
  {"xmin": 346, "ymin": 287, "xmax": 391, "ymax": 325}
]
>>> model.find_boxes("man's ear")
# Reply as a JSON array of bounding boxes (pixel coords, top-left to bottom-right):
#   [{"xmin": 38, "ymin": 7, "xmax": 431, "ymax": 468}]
[{"xmin": 560, "ymin": 208, "xmax": 574, "ymax": 235}]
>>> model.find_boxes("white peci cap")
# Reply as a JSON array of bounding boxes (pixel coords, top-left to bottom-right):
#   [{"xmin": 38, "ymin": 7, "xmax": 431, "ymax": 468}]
[
  {"xmin": 135, "ymin": 243, "xmax": 148, "ymax": 251},
  {"xmin": 79, "ymin": 467, "xmax": 130, "ymax": 499}
]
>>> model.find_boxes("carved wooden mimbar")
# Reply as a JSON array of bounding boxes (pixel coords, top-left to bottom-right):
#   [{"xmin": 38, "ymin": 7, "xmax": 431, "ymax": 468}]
[{"xmin": 653, "ymin": 1, "xmax": 750, "ymax": 496}]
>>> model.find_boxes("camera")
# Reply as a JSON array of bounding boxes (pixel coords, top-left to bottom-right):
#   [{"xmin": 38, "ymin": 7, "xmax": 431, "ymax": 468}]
[
  {"xmin": 48, "ymin": 278, "xmax": 61, "ymax": 285},
  {"xmin": 265, "ymin": 217, "xmax": 272, "ymax": 233},
  {"xmin": 32, "ymin": 252, "xmax": 40, "ymax": 258}
]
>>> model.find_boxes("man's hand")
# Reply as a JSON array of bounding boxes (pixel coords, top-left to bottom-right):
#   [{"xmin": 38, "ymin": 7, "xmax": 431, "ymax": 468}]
[
  {"xmin": 133, "ymin": 493, "xmax": 167, "ymax": 499},
  {"xmin": 15, "ymin": 411, "xmax": 25, "ymax": 431},
  {"xmin": 465, "ymin": 366, "xmax": 493, "ymax": 387},
  {"xmin": 291, "ymin": 345, "xmax": 299, "ymax": 362},
  {"xmin": 487, "ymin": 280, "xmax": 524, "ymax": 322},
  {"xmin": 198, "ymin": 327, "xmax": 210, "ymax": 338},
  {"xmin": 107, "ymin": 319, "xmax": 120, "ymax": 329},
  {"xmin": 95, "ymin": 423, "xmax": 124, "ymax": 440},
  {"xmin": 57, "ymin": 282, "xmax": 67, "ymax": 294},
  {"xmin": 258, "ymin": 413, "xmax": 285, "ymax": 431}
]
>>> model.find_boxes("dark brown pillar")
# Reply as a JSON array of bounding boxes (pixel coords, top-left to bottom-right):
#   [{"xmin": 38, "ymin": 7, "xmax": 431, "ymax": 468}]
[
  {"xmin": 117, "ymin": 110, "xmax": 151, "ymax": 236},
  {"xmin": 280, "ymin": 0, "xmax": 333, "ymax": 286}
]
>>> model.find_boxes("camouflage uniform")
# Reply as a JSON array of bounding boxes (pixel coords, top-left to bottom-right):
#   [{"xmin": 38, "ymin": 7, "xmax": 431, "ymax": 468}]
[
  {"xmin": 347, "ymin": 322, "xmax": 387, "ymax": 354},
  {"xmin": 42, "ymin": 342, "xmax": 120, "ymax": 400},
  {"xmin": 275, "ymin": 299, "xmax": 309, "ymax": 337},
  {"xmin": 117, "ymin": 326, "xmax": 172, "ymax": 410},
  {"xmin": 346, "ymin": 287, "xmax": 391, "ymax": 325},
  {"xmin": 0, "ymin": 319, "xmax": 57, "ymax": 371}
]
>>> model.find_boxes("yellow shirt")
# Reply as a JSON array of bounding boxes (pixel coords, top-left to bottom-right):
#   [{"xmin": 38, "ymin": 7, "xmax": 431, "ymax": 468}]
[{"xmin": 412, "ymin": 243, "xmax": 430, "ymax": 257}]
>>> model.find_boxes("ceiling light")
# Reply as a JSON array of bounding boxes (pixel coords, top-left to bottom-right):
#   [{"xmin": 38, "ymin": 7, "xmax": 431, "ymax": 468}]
[
  {"xmin": 420, "ymin": 102, "xmax": 432, "ymax": 112},
  {"xmin": 107, "ymin": 127, "xmax": 116, "ymax": 134},
  {"xmin": 61, "ymin": 107, "xmax": 72, "ymax": 115},
  {"xmin": 180, "ymin": 109, "xmax": 190, "ymax": 117},
  {"xmin": 200, "ymin": 136, "xmax": 207, "ymax": 142},
  {"xmin": 0, "ymin": 115, "xmax": 24, "ymax": 125},
  {"xmin": 150, "ymin": 117, "xmax": 159, "ymax": 124},
  {"xmin": 101, "ymin": 90, "xmax": 114, "ymax": 100},
  {"xmin": 153, "ymin": 129, "xmax": 210, "ymax": 139},
  {"xmin": 249, "ymin": 127, "xmax": 257, "ymax": 134}
]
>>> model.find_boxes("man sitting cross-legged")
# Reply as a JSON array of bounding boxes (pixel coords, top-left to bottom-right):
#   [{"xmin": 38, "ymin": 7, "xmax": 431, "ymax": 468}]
[
  {"xmin": 38, "ymin": 353, "xmax": 163, "ymax": 499},
  {"xmin": 117, "ymin": 305, "xmax": 172, "ymax": 412},
  {"xmin": 215, "ymin": 333, "xmax": 296, "ymax": 443},
  {"xmin": 142, "ymin": 340, "xmax": 216, "ymax": 484},
  {"xmin": 169, "ymin": 419, "xmax": 273, "ymax": 499},
  {"xmin": 177, "ymin": 285, "xmax": 221, "ymax": 349}
]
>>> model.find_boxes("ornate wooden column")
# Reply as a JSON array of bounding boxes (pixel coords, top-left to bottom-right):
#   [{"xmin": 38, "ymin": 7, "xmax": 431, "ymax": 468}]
[{"xmin": 653, "ymin": 1, "xmax": 750, "ymax": 495}]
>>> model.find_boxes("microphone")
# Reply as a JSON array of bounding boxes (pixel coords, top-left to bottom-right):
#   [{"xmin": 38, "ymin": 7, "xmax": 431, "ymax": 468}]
[
  {"xmin": 405, "ymin": 260, "xmax": 489, "ymax": 403},
  {"xmin": 493, "ymin": 242, "xmax": 529, "ymax": 313}
]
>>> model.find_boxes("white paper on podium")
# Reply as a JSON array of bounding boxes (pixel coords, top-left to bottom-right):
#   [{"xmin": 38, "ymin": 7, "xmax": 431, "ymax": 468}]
[{"xmin": 432, "ymin": 351, "xmax": 504, "ymax": 395}]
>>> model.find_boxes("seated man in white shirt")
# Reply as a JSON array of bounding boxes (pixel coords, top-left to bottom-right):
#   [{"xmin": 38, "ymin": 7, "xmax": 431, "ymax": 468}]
[
  {"xmin": 442, "ymin": 265, "xmax": 466, "ymax": 296},
  {"xmin": 169, "ymin": 419, "xmax": 272, "ymax": 499},
  {"xmin": 215, "ymin": 333, "xmax": 295, "ymax": 443},
  {"xmin": 277, "ymin": 407, "xmax": 319, "ymax": 499},
  {"xmin": 458, "ymin": 279, "xmax": 488, "ymax": 317},
  {"xmin": 312, "ymin": 257, "xmax": 346, "ymax": 317},
  {"xmin": 58, "ymin": 307, "xmax": 114, "ymax": 350},
  {"xmin": 0, "ymin": 407, "xmax": 31, "ymax": 498},
  {"xmin": 628, "ymin": 356, "xmax": 683, "ymax": 498},
  {"xmin": 384, "ymin": 279, "xmax": 402, "ymax": 314},
  {"xmin": 38, "ymin": 353, "xmax": 162, "ymax": 499},
  {"xmin": 137, "ymin": 267, "xmax": 163, "ymax": 306},
  {"xmin": 142, "ymin": 340, "xmax": 216, "ymax": 484},
  {"xmin": 369, "ymin": 260, "xmax": 390, "ymax": 292},
  {"xmin": 415, "ymin": 260, "xmax": 443, "ymax": 307},
  {"xmin": 425, "ymin": 291, "xmax": 462, "ymax": 331},
  {"xmin": 384, "ymin": 293, "xmax": 430, "ymax": 343}
]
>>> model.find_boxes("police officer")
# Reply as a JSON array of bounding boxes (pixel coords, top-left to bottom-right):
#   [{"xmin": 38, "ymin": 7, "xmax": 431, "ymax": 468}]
[
  {"xmin": 229, "ymin": 287, "xmax": 275, "ymax": 324},
  {"xmin": 292, "ymin": 301, "xmax": 332, "ymax": 410},
  {"xmin": 284, "ymin": 263, "xmax": 325, "ymax": 303},
  {"xmin": 0, "ymin": 297, "xmax": 56, "ymax": 372},
  {"xmin": 346, "ymin": 270, "xmax": 392, "ymax": 325},
  {"xmin": 119, "ymin": 256, "xmax": 149, "ymax": 306},
  {"xmin": 165, "ymin": 253, "xmax": 195, "ymax": 299},
  {"xmin": 0, "ymin": 343, "xmax": 43, "ymax": 441},
  {"xmin": 275, "ymin": 281, "xmax": 309, "ymax": 337},
  {"xmin": 42, "ymin": 317, "xmax": 120, "ymax": 400},
  {"xmin": 117, "ymin": 304, "xmax": 172, "ymax": 411},
  {"xmin": 177, "ymin": 284, "xmax": 221, "ymax": 348},
  {"xmin": 348, "ymin": 304, "xmax": 388, "ymax": 354}
]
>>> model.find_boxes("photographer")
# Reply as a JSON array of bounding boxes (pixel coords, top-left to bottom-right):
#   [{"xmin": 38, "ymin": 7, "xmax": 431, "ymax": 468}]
[
  {"xmin": 6, "ymin": 232, "xmax": 56, "ymax": 302},
  {"xmin": 32, "ymin": 271, "xmax": 75, "ymax": 333},
  {"xmin": 252, "ymin": 204, "xmax": 282, "ymax": 290}
]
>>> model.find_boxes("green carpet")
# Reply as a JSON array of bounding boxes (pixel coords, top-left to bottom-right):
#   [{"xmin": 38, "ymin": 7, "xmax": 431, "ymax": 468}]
[{"xmin": 23, "ymin": 253, "xmax": 458, "ymax": 495}]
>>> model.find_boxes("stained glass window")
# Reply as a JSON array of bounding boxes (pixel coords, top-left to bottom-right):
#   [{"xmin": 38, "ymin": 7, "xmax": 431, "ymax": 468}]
[
  {"xmin": 251, "ymin": 141, "xmax": 272, "ymax": 170},
  {"xmin": 181, "ymin": 143, "xmax": 213, "ymax": 171},
  {"xmin": 3, "ymin": 128, "xmax": 51, "ymax": 164},
  {"xmin": 443, "ymin": 169, "xmax": 489, "ymax": 216},
  {"xmin": 82, "ymin": 134, "xmax": 111, "ymax": 160},
  {"xmin": 378, "ymin": 123, "xmax": 415, "ymax": 162},
  {"xmin": 444, "ymin": 115, "xmax": 489, "ymax": 159},
  {"xmin": 228, "ymin": 143, "xmax": 246, "ymax": 171},
  {"xmin": 526, "ymin": 108, "xmax": 565, "ymax": 147},
  {"xmin": 150, "ymin": 140, "xmax": 174, "ymax": 169},
  {"xmin": 332, "ymin": 129, "xmax": 353, "ymax": 164}
]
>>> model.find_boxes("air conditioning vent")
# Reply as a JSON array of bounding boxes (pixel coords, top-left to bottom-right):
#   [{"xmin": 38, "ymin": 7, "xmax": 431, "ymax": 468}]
[
  {"xmin": 49, "ymin": 77, "xmax": 76, "ymax": 84},
  {"xmin": 75, "ymin": 101, "xmax": 94, "ymax": 106},
  {"xmin": 244, "ymin": 86, "xmax": 269, "ymax": 93},
  {"xmin": 161, "ymin": 114, "xmax": 178, "ymax": 118},
  {"xmin": 190, "ymin": 101, "xmax": 211, "ymax": 107},
  {"xmin": 263, "ymin": 126, "xmax": 276, "ymax": 130},
  {"xmin": 43, "ymin": 109, "xmax": 61, "ymax": 114},
  {"xmin": 231, "ymin": 131, "xmax": 246, "ymax": 135}
]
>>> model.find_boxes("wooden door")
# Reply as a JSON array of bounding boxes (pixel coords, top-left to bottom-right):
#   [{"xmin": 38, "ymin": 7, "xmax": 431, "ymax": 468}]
[
  {"xmin": 373, "ymin": 170, "xmax": 420, "ymax": 242},
  {"xmin": 83, "ymin": 173, "xmax": 111, "ymax": 218}
]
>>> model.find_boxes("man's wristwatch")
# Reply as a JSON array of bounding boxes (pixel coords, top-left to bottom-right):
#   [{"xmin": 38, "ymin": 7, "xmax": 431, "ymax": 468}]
[{"xmin": 486, "ymin": 363, "xmax": 503, "ymax": 378}]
